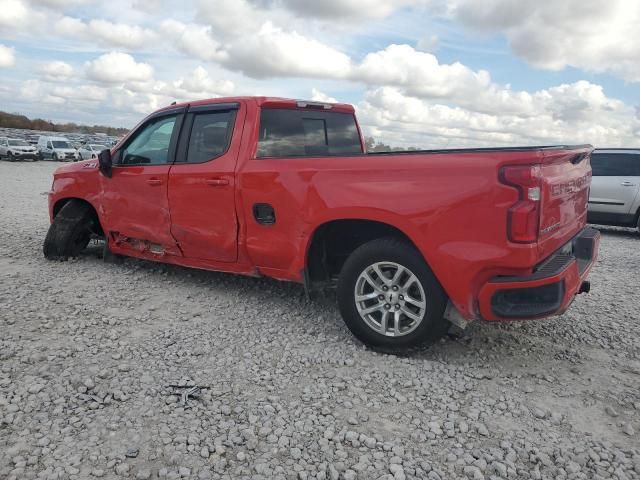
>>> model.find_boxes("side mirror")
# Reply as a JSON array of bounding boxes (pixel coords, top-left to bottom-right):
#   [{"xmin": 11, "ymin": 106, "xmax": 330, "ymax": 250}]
[{"xmin": 98, "ymin": 149, "xmax": 113, "ymax": 178}]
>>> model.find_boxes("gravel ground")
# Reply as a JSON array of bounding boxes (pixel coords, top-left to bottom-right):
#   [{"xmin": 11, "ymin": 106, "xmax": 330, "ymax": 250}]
[{"xmin": 1, "ymin": 161, "xmax": 639, "ymax": 480}]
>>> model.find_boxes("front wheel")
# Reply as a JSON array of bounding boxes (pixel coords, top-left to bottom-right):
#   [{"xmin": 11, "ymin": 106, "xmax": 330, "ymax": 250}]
[
  {"xmin": 52, "ymin": 153, "xmax": 58, "ymax": 161},
  {"xmin": 43, "ymin": 201, "xmax": 95, "ymax": 260},
  {"xmin": 7, "ymin": 152, "xmax": 14, "ymax": 162},
  {"xmin": 337, "ymin": 237, "xmax": 449, "ymax": 350}
]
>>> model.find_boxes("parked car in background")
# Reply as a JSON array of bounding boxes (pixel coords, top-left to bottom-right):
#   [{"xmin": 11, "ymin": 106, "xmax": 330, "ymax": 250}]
[
  {"xmin": 44, "ymin": 96, "xmax": 599, "ymax": 349},
  {"xmin": 77, "ymin": 143, "xmax": 109, "ymax": 160},
  {"xmin": 37, "ymin": 136, "xmax": 79, "ymax": 161},
  {"xmin": 0, "ymin": 137, "xmax": 39, "ymax": 161},
  {"xmin": 588, "ymin": 148, "xmax": 640, "ymax": 232}
]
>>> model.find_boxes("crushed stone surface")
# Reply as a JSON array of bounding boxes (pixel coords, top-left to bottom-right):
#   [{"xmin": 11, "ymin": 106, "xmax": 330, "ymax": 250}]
[{"xmin": 1, "ymin": 161, "xmax": 638, "ymax": 479}]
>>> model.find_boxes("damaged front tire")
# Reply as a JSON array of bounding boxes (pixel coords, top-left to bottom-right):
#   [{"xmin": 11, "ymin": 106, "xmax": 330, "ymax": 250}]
[{"xmin": 43, "ymin": 201, "xmax": 95, "ymax": 260}]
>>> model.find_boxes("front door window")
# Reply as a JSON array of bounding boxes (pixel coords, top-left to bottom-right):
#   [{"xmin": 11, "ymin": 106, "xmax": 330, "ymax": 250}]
[{"xmin": 120, "ymin": 115, "xmax": 177, "ymax": 165}]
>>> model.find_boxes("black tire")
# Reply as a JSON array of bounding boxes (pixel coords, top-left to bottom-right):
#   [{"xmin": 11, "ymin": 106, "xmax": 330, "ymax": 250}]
[
  {"xmin": 337, "ymin": 237, "xmax": 449, "ymax": 350},
  {"xmin": 7, "ymin": 152, "xmax": 14, "ymax": 162},
  {"xmin": 43, "ymin": 201, "xmax": 94, "ymax": 260},
  {"xmin": 52, "ymin": 153, "xmax": 58, "ymax": 161}
]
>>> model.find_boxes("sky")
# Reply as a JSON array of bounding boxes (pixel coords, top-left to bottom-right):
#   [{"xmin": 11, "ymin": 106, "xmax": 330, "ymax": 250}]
[{"xmin": 0, "ymin": 0, "xmax": 638, "ymax": 149}]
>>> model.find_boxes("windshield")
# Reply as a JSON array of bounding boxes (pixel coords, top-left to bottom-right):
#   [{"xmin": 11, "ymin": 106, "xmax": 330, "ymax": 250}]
[
  {"xmin": 52, "ymin": 141, "xmax": 71, "ymax": 149},
  {"xmin": 9, "ymin": 140, "xmax": 29, "ymax": 146}
]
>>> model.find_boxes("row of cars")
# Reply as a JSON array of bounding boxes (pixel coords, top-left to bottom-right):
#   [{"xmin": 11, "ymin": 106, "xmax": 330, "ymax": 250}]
[{"xmin": 0, "ymin": 129, "xmax": 120, "ymax": 162}]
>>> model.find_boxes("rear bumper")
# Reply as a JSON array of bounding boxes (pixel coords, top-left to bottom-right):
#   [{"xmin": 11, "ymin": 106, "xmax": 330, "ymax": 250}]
[{"xmin": 478, "ymin": 227, "xmax": 600, "ymax": 321}]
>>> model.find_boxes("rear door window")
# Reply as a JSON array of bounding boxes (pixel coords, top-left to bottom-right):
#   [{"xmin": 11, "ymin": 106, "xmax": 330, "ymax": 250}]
[
  {"xmin": 183, "ymin": 110, "xmax": 236, "ymax": 163},
  {"xmin": 257, "ymin": 109, "xmax": 362, "ymax": 158},
  {"xmin": 591, "ymin": 153, "xmax": 640, "ymax": 176}
]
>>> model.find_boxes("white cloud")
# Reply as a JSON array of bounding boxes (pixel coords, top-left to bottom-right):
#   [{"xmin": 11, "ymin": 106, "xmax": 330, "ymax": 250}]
[
  {"xmin": 280, "ymin": 0, "xmax": 418, "ymax": 20},
  {"xmin": 160, "ymin": 20, "xmax": 227, "ymax": 63},
  {"xmin": 19, "ymin": 78, "xmax": 107, "ymax": 105},
  {"xmin": 0, "ymin": 0, "xmax": 29, "ymax": 28},
  {"xmin": 0, "ymin": 44, "xmax": 16, "ymax": 67},
  {"xmin": 310, "ymin": 88, "xmax": 338, "ymax": 103},
  {"xmin": 20, "ymin": 79, "xmax": 66, "ymax": 104},
  {"xmin": 416, "ymin": 34, "xmax": 438, "ymax": 52},
  {"xmin": 197, "ymin": 0, "xmax": 264, "ymax": 39},
  {"xmin": 51, "ymin": 84, "xmax": 108, "ymax": 102},
  {"xmin": 450, "ymin": 0, "xmax": 640, "ymax": 82},
  {"xmin": 166, "ymin": 66, "xmax": 234, "ymax": 98},
  {"xmin": 85, "ymin": 52, "xmax": 153, "ymax": 84},
  {"xmin": 223, "ymin": 22, "xmax": 352, "ymax": 79},
  {"xmin": 0, "ymin": 0, "xmax": 637, "ymax": 150},
  {"xmin": 54, "ymin": 16, "xmax": 156, "ymax": 49},
  {"xmin": 30, "ymin": 0, "xmax": 92, "ymax": 7},
  {"xmin": 87, "ymin": 19, "xmax": 157, "ymax": 49},
  {"xmin": 353, "ymin": 44, "xmax": 491, "ymax": 100},
  {"xmin": 162, "ymin": 18, "xmax": 352, "ymax": 80},
  {"xmin": 53, "ymin": 15, "xmax": 86, "ymax": 36},
  {"xmin": 40, "ymin": 60, "xmax": 73, "ymax": 80},
  {"xmin": 358, "ymin": 83, "xmax": 640, "ymax": 149}
]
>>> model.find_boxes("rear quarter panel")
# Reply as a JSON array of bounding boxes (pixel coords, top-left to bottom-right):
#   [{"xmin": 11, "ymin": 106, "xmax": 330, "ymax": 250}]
[{"xmin": 239, "ymin": 151, "xmax": 549, "ymax": 319}]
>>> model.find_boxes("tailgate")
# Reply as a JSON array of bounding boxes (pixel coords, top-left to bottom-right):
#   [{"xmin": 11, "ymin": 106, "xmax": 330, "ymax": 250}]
[{"xmin": 538, "ymin": 146, "xmax": 593, "ymax": 259}]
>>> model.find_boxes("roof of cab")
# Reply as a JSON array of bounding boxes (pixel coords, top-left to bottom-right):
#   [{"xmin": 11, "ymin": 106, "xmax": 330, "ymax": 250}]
[{"xmin": 153, "ymin": 96, "xmax": 356, "ymax": 115}]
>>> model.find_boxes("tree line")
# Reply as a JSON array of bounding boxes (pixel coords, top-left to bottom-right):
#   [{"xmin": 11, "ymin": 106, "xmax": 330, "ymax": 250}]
[
  {"xmin": 0, "ymin": 111, "xmax": 128, "ymax": 136},
  {"xmin": 365, "ymin": 137, "xmax": 421, "ymax": 152}
]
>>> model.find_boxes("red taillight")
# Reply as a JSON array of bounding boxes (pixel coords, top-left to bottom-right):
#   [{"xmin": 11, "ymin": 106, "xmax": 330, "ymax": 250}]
[{"xmin": 500, "ymin": 165, "xmax": 542, "ymax": 243}]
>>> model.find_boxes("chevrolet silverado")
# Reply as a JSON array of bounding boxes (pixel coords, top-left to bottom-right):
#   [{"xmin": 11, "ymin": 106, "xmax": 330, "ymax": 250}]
[{"xmin": 44, "ymin": 97, "xmax": 599, "ymax": 349}]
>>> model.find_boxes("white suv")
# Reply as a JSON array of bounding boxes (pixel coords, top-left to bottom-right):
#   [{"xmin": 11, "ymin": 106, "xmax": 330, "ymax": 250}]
[
  {"xmin": 0, "ymin": 137, "xmax": 39, "ymax": 161},
  {"xmin": 588, "ymin": 149, "xmax": 640, "ymax": 232}
]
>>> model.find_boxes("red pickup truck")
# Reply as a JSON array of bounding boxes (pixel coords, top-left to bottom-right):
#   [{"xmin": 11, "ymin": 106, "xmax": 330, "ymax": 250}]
[{"xmin": 45, "ymin": 97, "xmax": 599, "ymax": 349}]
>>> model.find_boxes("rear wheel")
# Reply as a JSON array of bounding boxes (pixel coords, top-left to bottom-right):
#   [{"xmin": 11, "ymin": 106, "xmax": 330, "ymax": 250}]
[
  {"xmin": 43, "ymin": 201, "xmax": 95, "ymax": 260},
  {"xmin": 337, "ymin": 237, "xmax": 449, "ymax": 350}
]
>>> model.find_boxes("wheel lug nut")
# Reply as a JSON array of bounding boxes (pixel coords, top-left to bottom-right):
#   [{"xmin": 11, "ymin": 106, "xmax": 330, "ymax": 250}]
[
  {"xmin": 378, "ymin": 295, "xmax": 384, "ymax": 300},
  {"xmin": 383, "ymin": 286, "xmax": 388, "ymax": 291},
  {"xmin": 399, "ymin": 295, "xmax": 404, "ymax": 300},
  {"xmin": 392, "ymin": 286, "xmax": 398, "ymax": 291},
  {"xmin": 384, "ymin": 304, "xmax": 391, "ymax": 309}
]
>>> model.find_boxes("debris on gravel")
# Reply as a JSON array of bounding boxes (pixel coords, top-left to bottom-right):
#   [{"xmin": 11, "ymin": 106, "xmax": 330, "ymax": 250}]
[{"xmin": 1, "ymin": 162, "xmax": 638, "ymax": 479}]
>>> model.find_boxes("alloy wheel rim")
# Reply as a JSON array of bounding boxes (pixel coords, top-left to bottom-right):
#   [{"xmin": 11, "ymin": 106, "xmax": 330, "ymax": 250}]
[{"xmin": 354, "ymin": 261, "xmax": 427, "ymax": 337}]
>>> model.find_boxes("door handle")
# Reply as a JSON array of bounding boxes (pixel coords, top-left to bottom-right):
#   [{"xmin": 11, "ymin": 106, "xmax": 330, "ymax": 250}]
[
  {"xmin": 146, "ymin": 178, "xmax": 163, "ymax": 186},
  {"xmin": 621, "ymin": 181, "xmax": 636, "ymax": 187},
  {"xmin": 205, "ymin": 178, "xmax": 229, "ymax": 186}
]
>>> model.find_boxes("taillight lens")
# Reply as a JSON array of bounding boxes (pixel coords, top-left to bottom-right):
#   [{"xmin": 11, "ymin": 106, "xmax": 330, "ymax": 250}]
[{"xmin": 500, "ymin": 165, "xmax": 542, "ymax": 243}]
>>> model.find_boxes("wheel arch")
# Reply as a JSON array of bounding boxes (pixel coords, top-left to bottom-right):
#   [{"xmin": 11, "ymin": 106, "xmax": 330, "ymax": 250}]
[
  {"xmin": 304, "ymin": 218, "xmax": 431, "ymax": 292},
  {"xmin": 53, "ymin": 197, "xmax": 104, "ymax": 237}
]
